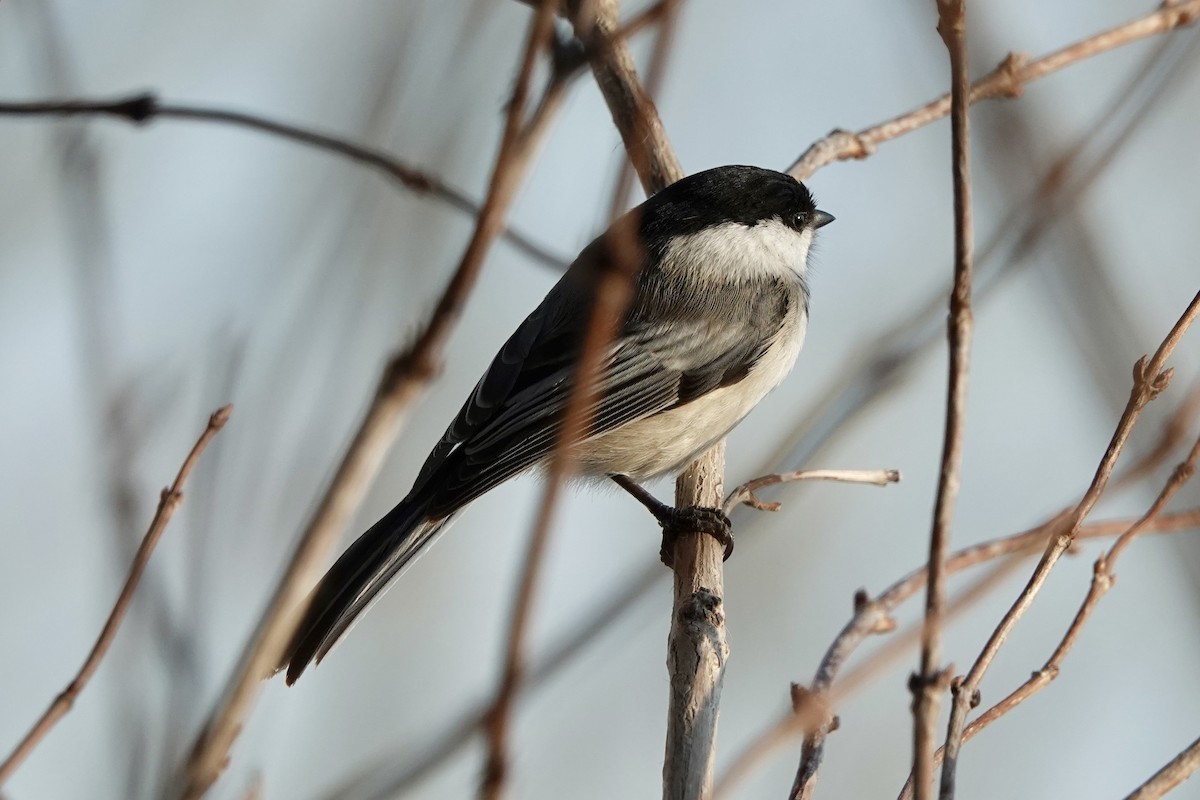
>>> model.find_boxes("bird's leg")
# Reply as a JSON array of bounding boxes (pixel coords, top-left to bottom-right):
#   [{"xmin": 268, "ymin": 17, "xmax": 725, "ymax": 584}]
[{"xmin": 609, "ymin": 474, "xmax": 734, "ymax": 568}]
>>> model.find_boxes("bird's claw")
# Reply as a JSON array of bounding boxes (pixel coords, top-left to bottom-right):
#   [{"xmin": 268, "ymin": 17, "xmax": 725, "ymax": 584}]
[{"xmin": 658, "ymin": 505, "xmax": 734, "ymax": 568}]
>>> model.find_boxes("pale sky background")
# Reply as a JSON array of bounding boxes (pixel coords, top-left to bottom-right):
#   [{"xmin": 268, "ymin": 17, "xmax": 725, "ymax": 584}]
[{"xmin": 1, "ymin": 1, "xmax": 1199, "ymax": 799}]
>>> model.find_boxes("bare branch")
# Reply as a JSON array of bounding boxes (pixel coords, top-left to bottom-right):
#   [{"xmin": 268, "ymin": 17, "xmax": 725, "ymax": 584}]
[
  {"xmin": 1124, "ymin": 735, "xmax": 1200, "ymax": 800},
  {"xmin": 909, "ymin": 2, "xmax": 975, "ymax": 798},
  {"xmin": 0, "ymin": 405, "xmax": 232, "ymax": 787},
  {"xmin": 789, "ymin": 0, "xmax": 1200, "ymax": 180},
  {"xmin": 711, "ymin": 507, "xmax": 1200, "ymax": 800},
  {"xmin": 0, "ymin": 95, "xmax": 568, "ymax": 271},
  {"xmin": 900, "ymin": 432, "xmax": 1200, "ymax": 799},
  {"xmin": 935, "ymin": 289, "xmax": 1200, "ymax": 797},
  {"xmin": 176, "ymin": 7, "xmax": 568, "ymax": 795},
  {"xmin": 722, "ymin": 469, "xmax": 900, "ymax": 516}
]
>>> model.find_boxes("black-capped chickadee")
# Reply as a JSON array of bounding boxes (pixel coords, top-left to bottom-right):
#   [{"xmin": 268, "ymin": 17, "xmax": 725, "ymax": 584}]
[{"xmin": 282, "ymin": 164, "xmax": 834, "ymax": 683}]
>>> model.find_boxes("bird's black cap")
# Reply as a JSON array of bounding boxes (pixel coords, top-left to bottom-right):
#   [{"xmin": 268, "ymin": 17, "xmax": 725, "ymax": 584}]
[{"xmin": 639, "ymin": 165, "xmax": 822, "ymax": 244}]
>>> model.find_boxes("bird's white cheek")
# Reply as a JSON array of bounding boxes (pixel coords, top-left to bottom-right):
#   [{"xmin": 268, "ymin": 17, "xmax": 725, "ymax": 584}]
[{"xmin": 661, "ymin": 220, "xmax": 814, "ymax": 282}]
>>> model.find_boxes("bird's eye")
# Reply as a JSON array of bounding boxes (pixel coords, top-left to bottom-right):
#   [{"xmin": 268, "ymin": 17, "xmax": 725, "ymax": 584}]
[{"xmin": 794, "ymin": 212, "xmax": 809, "ymax": 228}]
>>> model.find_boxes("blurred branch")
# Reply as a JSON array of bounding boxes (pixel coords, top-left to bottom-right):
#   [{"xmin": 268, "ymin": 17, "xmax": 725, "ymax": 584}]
[
  {"xmin": 567, "ymin": 1, "xmax": 737, "ymax": 796},
  {"xmin": 789, "ymin": 0, "xmax": 1200, "ymax": 180},
  {"xmin": 176, "ymin": 7, "xmax": 567, "ymax": 795},
  {"xmin": 711, "ymin": 505, "xmax": 1200, "ymax": 800},
  {"xmin": 0, "ymin": 405, "xmax": 232, "ymax": 788},
  {"xmin": 605, "ymin": 0, "xmax": 683, "ymax": 218},
  {"xmin": 935, "ymin": 289, "xmax": 1200, "ymax": 796},
  {"xmin": 913, "ymin": 2, "xmax": 974, "ymax": 798},
  {"xmin": 0, "ymin": 0, "xmax": 682, "ymax": 273},
  {"xmin": 722, "ymin": 469, "xmax": 900, "ymax": 516},
  {"xmin": 1124, "ymin": 735, "xmax": 1200, "ymax": 800},
  {"xmin": 479, "ymin": 109, "xmax": 643, "ymax": 800},
  {"xmin": 571, "ymin": 0, "xmax": 683, "ymax": 194},
  {"xmin": 0, "ymin": 94, "xmax": 569, "ymax": 271},
  {"xmin": 902, "ymin": 431, "xmax": 1200, "ymax": 798}
]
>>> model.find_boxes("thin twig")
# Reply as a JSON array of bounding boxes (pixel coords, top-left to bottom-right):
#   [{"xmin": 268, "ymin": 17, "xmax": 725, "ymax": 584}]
[
  {"xmin": 911, "ymin": 3, "xmax": 974, "ymax": 798},
  {"xmin": 788, "ymin": 0, "xmax": 1200, "ymax": 181},
  {"xmin": 900, "ymin": 432, "xmax": 1200, "ymax": 799},
  {"xmin": 176, "ymin": 8, "xmax": 567, "ymax": 795},
  {"xmin": 935, "ymin": 289, "xmax": 1200, "ymax": 798},
  {"xmin": 0, "ymin": 95, "xmax": 568, "ymax": 271},
  {"xmin": 1124, "ymin": 735, "xmax": 1200, "ymax": 800},
  {"xmin": 0, "ymin": 405, "xmax": 232, "ymax": 787},
  {"xmin": 710, "ymin": 507, "xmax": 1200, "ymax": 800},
  {"xmin": 722, "ymin": 469, "xmax": 900, "ymax": 516}
]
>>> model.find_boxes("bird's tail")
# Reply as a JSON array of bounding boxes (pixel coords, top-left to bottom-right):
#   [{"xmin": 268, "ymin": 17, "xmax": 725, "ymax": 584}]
[{"xmin": 281, "ymin": 497, "xmax": 454, "ymax": 684}]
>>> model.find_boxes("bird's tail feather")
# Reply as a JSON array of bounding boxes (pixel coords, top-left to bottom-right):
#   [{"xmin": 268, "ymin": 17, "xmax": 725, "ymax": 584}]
[{"xmin": 282, "ymin": 498, "xmax": 454, "ymax": 684}]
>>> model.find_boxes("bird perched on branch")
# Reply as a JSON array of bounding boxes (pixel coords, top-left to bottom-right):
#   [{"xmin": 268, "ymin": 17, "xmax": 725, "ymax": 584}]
[{"xmin": 282, "ymin": 164, "xmax": 834, "ymax": 683}]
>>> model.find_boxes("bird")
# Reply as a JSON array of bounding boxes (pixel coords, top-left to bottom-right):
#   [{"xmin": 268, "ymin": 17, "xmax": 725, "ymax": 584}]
[{"xmin": 281, "ymin": 164, "xmax": 834, "ymax": 684}]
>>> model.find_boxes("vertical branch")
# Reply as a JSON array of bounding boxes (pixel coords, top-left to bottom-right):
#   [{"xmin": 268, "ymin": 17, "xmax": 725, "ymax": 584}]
[
  {"xmin": 664, "ymin": 442, "xmax": 728, "ymax": 800},
  {"xmin": 569, "ymin": 2, "xmax": 729, "ymax": 798},
  {"xmin": 913, "ymin": 2, "xmax": 974, "ymax": 799},
  {"xmin": 176, "ymin": 5, "xmax": 563, "ymax": 796}
]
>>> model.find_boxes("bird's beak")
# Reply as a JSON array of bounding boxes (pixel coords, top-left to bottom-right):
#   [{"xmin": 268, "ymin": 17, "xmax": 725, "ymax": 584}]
[{"xmin": 812, "ymin": 210, "xmax": 836, "ymax": 229}]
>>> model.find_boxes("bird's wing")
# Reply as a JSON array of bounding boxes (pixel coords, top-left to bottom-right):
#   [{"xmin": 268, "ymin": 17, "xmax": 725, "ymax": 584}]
[{"xmin": 415, "ymin": 273, "xmax": 787, "ymax": 518}]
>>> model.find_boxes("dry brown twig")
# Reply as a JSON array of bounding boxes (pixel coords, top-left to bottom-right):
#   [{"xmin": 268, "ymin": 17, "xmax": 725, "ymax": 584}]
[
  {"xmin": 710, "ymin": 505, "xmax": 1200, "ymax": 800},
  {"xmin": 176, "ymin": 5, "xmax": 568, "ymax": 795},
  {"xmin": 789, "ymin": 0, "xmax": 1200, "ymax": 181},
  {"xmin": 911, "ymin": 2, "xmax": 974, "ymax": 798},
  {"xmin": 0, "ymin": 95, "xmax": 567, "ymax": 272},
  {"xmin": 720, "ymin": 372, "xmax": 1200, "ymax": 797},
  {"xmin": 0, "ymin": 404, "xmax": 232, "ymax": 788},
  {"xmin": 722, "ymin": 469, "xmax": 901, "ymax": 516},
  {"xmin": 931, "ymin": 289, "xmax": 1200, "ymax": 798},
  {"xmin": 899, "ymin": 430, "xmax": 1200, "ymax": 799},
  {"xmin": 0, "ymin": 2, "xmax": 675, "ymax": 275},
  {"xmin": 1125, "ymin": 735, "xmax": 1200, "ymax": 800},
  {"xmin": 482, "ymin": 4, "xmax": 692, "ymax": 793}
]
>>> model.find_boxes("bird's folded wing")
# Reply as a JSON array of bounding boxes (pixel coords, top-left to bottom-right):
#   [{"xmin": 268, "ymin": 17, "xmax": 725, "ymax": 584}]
[{"xmin": 419, "ymin": 297, "xmax": 772, "ymax": 517}]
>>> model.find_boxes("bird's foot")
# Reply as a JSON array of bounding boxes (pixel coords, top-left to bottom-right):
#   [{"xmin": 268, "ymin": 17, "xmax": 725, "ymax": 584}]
[
  {"xmin": 658, "ymin": 505, "xmax": 734, "ymax": 569},
  {"xmin": 608, "ymin": 474, "xmax": 734, "ymax": 569}
]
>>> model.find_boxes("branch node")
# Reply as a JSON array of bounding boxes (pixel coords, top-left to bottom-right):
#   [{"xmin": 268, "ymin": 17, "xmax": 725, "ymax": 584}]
[
  {"xmin": 790, "ymin": 683, "xmax": 835, "ymax": 733},
  {"xmin": 550, "ymin": 28, "xmax": 588, "ymax": 79},
  {"xmin": 994, "ymin": 52, "xmax": 1030, "ymax": 99},
  {"xmin": 114, "ymin": 92, "xmax": 160, "ymax": 124},
  {"xmin": 908, "ymin": 666, "xmax": 953, "ymax": 696},
  {"xmin": 678, "ymin": 587, "xmax": 723, "ymax": 626},
  {"xmin": 832, "ymin": 127, "xmax": 875, "ymax": 160},
  {"xmin": 381, "ymin": 348, "xmax": 439, "ymax": 395},
  {"xmin": 853, "ymin": 588, "xmax": 871, "ymax": 612},
  {"xmin": 744, "ymin": 491, "xmax": 782, "ymax": 512}
]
